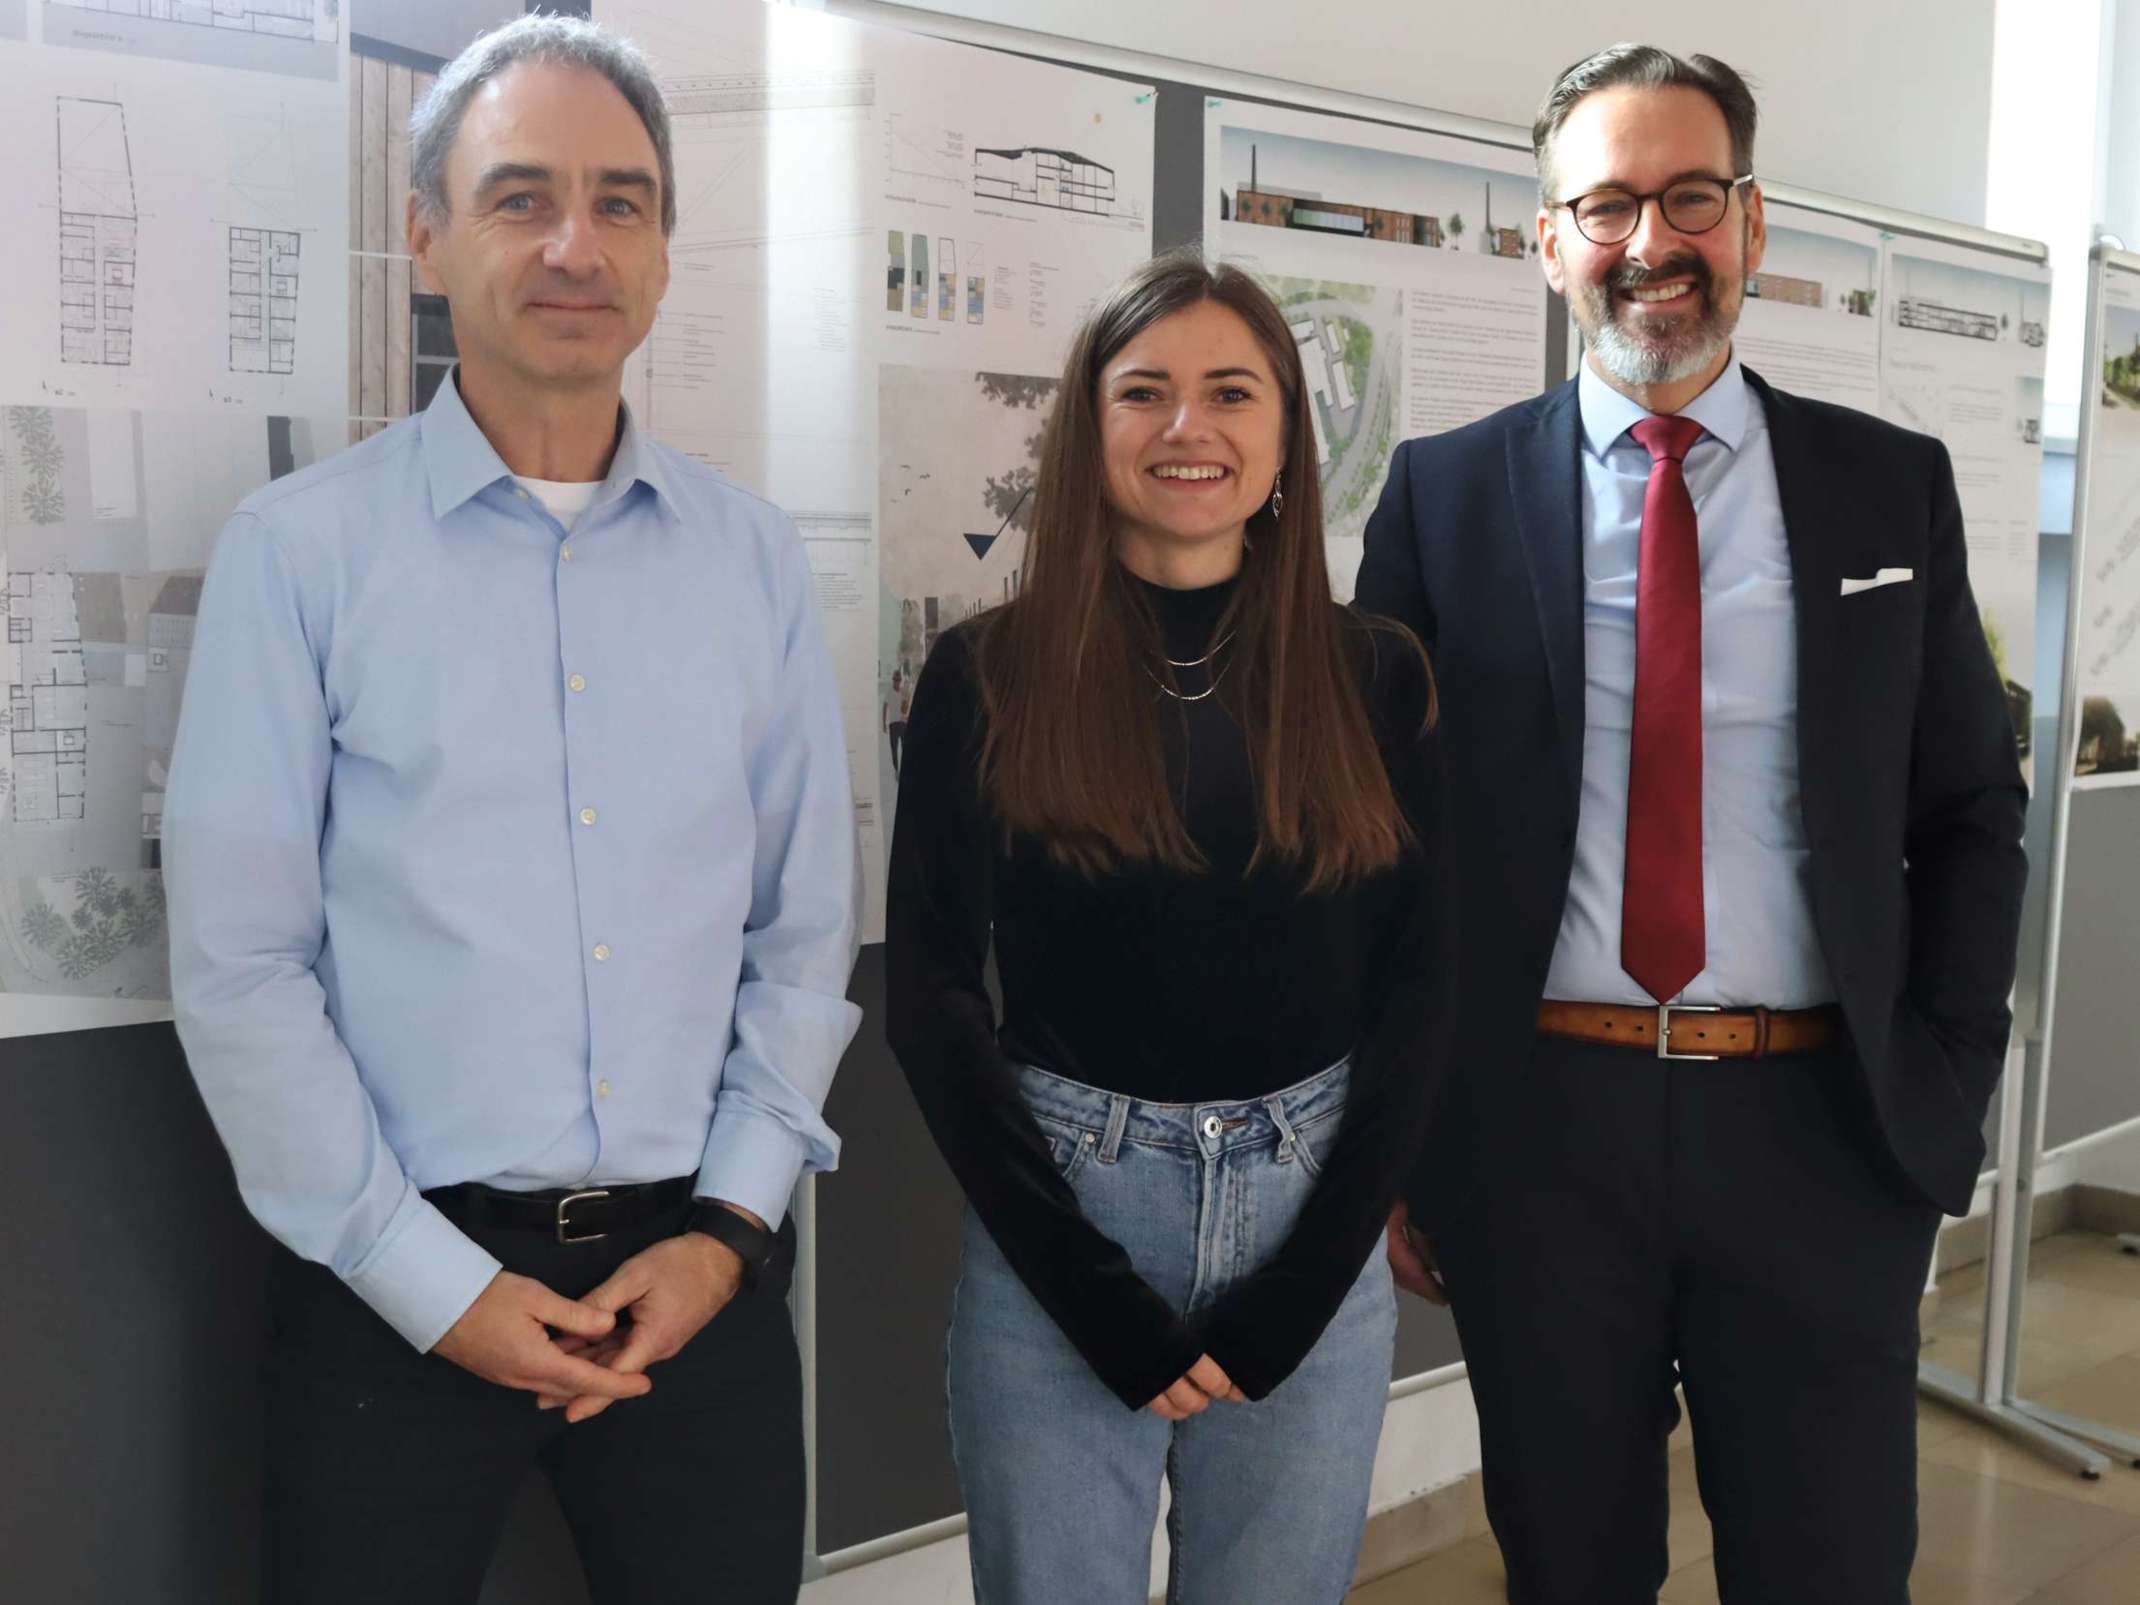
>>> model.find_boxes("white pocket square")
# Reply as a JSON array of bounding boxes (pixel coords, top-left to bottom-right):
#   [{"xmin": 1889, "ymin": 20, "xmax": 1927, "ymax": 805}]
[{"xmin": 1839, "ymin": 568, "xmax": 1914, "ymax": 596}]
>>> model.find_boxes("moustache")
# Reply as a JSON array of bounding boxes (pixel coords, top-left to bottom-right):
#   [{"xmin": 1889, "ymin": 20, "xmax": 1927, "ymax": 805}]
[{"xmin": 1604, "ymin": 256, "xmax": 1714, "ymax": 297}]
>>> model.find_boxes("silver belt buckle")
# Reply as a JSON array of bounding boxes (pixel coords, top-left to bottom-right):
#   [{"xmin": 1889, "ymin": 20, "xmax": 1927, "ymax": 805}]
[
  {"xmin": 556, "ymin": 1188, "xmax": 611, "ymax": 1244},
  {"xmin": 1657, "ymin": 1004, "xmax": 1723, "ymax": 1061}
]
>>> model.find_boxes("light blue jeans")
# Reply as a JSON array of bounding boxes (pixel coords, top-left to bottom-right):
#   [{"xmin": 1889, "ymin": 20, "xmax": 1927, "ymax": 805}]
[{"xmin": 946, "ymin": 1059, "xmax": 1397, "ymax": 1605}]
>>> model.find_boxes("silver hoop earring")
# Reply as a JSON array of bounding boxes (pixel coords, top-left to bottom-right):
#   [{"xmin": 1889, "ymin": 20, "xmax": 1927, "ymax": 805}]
[{"xmin": 1269, "ymin": 471, "xmax": 1284, "ymax": 519}]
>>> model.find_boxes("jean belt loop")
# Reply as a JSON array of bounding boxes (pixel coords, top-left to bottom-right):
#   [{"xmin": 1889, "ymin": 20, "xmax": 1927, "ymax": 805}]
[
  {"xmin": 1265, "ymin": 1094, "xmax": 1303, "ymax": 1165},
  {"xmin": 1099, "ymin": 1093, "xmax": 1131, "ymax": 1164}
]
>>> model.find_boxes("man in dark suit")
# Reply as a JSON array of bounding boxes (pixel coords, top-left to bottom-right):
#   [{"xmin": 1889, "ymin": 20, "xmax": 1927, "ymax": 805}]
[{"xmin": 1355, "ymin": 44, "xmax": 2027, "ymax": 1605}]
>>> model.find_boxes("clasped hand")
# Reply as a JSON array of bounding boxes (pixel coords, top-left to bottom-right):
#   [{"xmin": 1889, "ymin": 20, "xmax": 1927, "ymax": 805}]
[
  {"xmin": 1145, "ymin": 1353, "xmax": 1247, "ymax": 1420},
  {"xmin": 433, "ymin": 1225, "xmax": 751, "ymax": 1423}
]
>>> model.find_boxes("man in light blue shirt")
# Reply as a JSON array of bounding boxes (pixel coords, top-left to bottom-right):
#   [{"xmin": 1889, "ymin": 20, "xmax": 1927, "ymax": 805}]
[{"xmin": 165, "ymin": 17, "xmax": 859, "ymax": 1601}]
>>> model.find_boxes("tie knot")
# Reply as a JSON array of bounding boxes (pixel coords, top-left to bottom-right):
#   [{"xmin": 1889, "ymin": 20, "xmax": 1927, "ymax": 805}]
[{"xmin": 1631, "ymin": 413, "xmax": 1704, "ymax": 465}]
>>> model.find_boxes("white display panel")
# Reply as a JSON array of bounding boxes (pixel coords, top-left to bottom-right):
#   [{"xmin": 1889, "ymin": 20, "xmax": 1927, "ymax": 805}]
[
  {"xmin": 1878, "ymin": 235, "xmax": 2051, "ymax": 779},
  {"xmin": 0, "ymin": 20, "xmax": 348, "ymax": 1037},
  {"xmin": 2071, "ymin": 256, "xmax": 2140, "ymax": 788}
]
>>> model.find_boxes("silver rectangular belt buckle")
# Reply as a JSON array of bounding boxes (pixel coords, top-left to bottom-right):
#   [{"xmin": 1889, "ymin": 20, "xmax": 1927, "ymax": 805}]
[
  {"xmin": 1657, "ymin": 1004, "xmax": 1723, "ymax": 1061},
  {"xmin": 556, "ymin": 1188, "xmax": 611, "ymax": 1245}
]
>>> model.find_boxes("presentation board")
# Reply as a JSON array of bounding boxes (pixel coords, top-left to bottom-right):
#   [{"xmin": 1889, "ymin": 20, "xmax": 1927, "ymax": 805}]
[
  {"xmin": 2070, "ymin": 250, "xmax": 2140, "ymax": 787},
  {"xmin": 0, "ymin": 16, "xmax": 349, "ymax": 1039},
  {"xmin": 2041, "ymin": 246, "xmax": 2140, "ymax": 1156},
  {"xmin": 599, "ymin": 0, "xmax": 1157, "ymax": 946}
]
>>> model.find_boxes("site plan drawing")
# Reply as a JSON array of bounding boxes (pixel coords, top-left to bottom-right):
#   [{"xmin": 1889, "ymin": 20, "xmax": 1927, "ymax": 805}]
[{"xmin": 41, "ymin": 0, "xmax": 341, "ymax": 81}]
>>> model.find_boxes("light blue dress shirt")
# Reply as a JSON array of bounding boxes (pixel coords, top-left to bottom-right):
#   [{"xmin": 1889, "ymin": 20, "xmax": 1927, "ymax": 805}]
[
  {"xmin": 166, "ymin": 373, "xmax": 862, "ymax": 1352},
  {"xmin": 1542, "ymin": 356, "xmax": 1835, "ymax": 1009}
]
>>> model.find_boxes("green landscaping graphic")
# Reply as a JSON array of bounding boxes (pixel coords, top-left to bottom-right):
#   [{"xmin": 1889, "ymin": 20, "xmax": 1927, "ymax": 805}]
[{"xmin": 1261, "ymin": 274, "xmax": 1400, "ymax": 551}]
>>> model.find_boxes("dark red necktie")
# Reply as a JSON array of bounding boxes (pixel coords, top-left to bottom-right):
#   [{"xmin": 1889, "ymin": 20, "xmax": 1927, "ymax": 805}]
[{"xmin": 1622, "ymin": 414, "xmax": 1707, "ymax": 1004}]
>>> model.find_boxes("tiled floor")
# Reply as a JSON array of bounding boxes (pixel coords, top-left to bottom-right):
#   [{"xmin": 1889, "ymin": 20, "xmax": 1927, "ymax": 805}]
[{"xmin": 1353, "ymin": 1232, "xmax": 2140, "ymax": 1604}]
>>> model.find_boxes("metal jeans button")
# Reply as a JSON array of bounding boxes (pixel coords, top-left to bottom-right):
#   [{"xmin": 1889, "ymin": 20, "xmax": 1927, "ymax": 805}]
[{"xmin": 1202, "ymin": 1114, "xmax": 1223, "ymax": 1139}]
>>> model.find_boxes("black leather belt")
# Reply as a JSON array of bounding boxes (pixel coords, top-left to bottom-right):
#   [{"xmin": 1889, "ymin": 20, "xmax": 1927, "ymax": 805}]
[{"xmin": 424, "ymin": 1175, "xmax": 695, "ymax": 1245}]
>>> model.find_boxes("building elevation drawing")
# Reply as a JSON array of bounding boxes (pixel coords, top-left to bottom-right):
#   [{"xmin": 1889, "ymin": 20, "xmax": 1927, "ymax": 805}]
[
  {"xmin": 57, "ymin": 98, "xmax": 137, "ymax": 368},
  {"xmin": 46, "ymin": 0, "xmax": 337, "ymax": 42},
  {"xmin": 228, "ymin": 227, "xmax": 298, "ymax": 373},
  {"xmin": 973, "ymin": 147, "xmax": 1117, "ymax": 216}
]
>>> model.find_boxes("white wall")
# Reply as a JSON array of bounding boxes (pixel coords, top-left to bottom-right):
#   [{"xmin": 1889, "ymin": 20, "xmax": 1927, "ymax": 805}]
[{"xmin": 886, "ymin": 0, "xmax": 1998, "ymax": 224}]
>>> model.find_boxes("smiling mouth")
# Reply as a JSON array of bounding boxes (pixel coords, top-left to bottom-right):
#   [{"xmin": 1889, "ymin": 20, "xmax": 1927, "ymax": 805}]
[
  {"xmin": 1620, "ymin": 281, "xmax": 1697, "ymax": 306},
  {"xmin": 1149, "ymin": 464, "xmax": 1231, "ymax": 482}
]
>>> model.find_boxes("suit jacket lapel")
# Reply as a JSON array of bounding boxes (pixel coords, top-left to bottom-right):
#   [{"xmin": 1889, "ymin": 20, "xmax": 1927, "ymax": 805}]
[
  {"xmin": 1506, "ymin": 381, "xmax": 1586, "ymax": 808},
  {"xmin": 1745, "ymin": 367, "xmax": 1846, "ymax": 827}
]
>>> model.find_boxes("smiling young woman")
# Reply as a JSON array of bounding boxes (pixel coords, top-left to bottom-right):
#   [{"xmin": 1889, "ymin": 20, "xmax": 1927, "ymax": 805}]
[{"xmin": 884, "ymin": 253, "xmax": 1458, "ymax": 1604}]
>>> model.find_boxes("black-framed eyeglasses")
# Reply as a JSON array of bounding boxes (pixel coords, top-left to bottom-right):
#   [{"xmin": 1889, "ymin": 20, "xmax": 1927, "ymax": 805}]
[{"xmin": 1550, "ymin": 174, "xmax": 1755, "ymax": 245}]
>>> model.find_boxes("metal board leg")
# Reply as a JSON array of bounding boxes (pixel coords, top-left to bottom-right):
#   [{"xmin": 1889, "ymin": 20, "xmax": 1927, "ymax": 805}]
[{"xmin": 1918, "ymin": 1362, "xmax": 2111, "ymax": 1478}]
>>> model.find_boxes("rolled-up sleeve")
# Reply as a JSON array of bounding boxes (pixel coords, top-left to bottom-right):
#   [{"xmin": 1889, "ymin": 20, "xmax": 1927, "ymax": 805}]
[
  {"xmin": 165, "ymin": 511, "xmax": 498, "ymax": 1352},
  {"xmin": 697, "ymin": 522, "xmax": 863, "ymax": 1224}
]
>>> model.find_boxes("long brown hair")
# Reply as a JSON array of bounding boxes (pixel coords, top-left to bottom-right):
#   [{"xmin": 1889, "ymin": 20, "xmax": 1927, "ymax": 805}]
[{"xmin": 974, "ymin": 252, "xmax": 1428, "ymax": 891}]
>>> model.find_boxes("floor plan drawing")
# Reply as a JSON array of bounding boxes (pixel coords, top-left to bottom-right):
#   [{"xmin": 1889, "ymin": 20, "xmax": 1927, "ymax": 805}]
[
  {"xmin": 57, "ymin": 97, "xmax": 138, "ymax": 369},
  {"xmin": 6, "ymin": 571, "xmax": 90, "ymax": 826},
  {"xmin": 228, "ymin": 226, "xmax": 298, "ymax": 373}
]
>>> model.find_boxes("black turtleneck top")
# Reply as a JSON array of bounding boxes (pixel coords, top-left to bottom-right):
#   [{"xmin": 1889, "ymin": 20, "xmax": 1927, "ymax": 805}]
[{"xmin": 884, "ymin": 572, "xmax": 1454, "ymax": 1409}]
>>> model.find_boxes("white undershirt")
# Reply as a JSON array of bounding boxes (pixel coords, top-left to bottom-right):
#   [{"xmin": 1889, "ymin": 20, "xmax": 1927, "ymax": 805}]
[{"xmin": 514, "ymin": 475, "xmax": 603, "ymax": 532}]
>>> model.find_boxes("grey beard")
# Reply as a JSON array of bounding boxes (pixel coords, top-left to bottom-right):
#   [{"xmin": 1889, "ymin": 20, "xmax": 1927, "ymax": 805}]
[{"xmin": 1577, "ymin": 281, "xmax": 1735, "ymax": 387}]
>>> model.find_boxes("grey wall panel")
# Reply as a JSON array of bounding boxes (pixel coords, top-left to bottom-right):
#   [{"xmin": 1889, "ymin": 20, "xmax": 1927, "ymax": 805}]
[
  {"xmin": 2044, "ymin": 787, "xmax": 2140, "ymax": 1154},
  {"xmin": 0, "ymin": 1027, "xmax": 270, "ymax": 1605}
]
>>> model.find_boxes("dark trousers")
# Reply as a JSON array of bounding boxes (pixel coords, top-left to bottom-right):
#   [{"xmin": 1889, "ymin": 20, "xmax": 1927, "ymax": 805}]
[
  {"xmin": 262, "ymin": 1200, "xmax": 805, "ymax": 1605},
  {"xmin": 1437, "ymin": 1033, "xmax": 1941, "ymax": 1605}
]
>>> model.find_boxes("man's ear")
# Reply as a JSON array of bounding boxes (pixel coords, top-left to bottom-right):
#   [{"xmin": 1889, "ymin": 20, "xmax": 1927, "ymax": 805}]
[
  {"xmin": 1742, "ymin": 183, "xmax": 1768, "ymax": 281},
  {"xmin": 408, "ymin": 191, "xmax": 444, "ymax": 295},
  {"xmin": 1538, "ymin": 207, "xmax": 1567, "ymax": 298}
]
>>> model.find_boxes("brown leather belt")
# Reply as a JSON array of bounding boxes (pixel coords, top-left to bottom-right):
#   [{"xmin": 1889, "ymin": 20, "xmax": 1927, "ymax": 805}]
[{"xmin": 1537, "ymin": 1000, "xmax": 1841, "ymax": 1061}]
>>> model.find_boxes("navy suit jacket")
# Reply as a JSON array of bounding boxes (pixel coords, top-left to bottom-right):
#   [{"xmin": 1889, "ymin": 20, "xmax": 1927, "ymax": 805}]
[{"xmin": 1354, "ymin": 366, "xmax": 2028, "ymax": 1224}]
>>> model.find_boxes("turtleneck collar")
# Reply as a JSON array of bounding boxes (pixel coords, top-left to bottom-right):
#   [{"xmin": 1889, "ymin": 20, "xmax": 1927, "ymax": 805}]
[{"xmin": 1125, "ymin": 565, "xmax": 1239, "ymax": 659}]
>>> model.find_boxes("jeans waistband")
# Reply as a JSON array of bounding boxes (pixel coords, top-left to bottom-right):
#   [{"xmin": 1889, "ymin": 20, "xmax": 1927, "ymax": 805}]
[{"xmin": 1013, "ymin": 1056, "xmax": 1352, "ymax": 1158}]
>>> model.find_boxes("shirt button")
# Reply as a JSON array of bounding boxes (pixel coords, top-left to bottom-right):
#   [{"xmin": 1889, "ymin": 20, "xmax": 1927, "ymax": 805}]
[
  {"xmin": 592, "ymin": 943, "xmax": 611, "ymax": 962},
  {"xmin": 560, "ymin": 544, "xmax": 574, "ymax": 562},
  {"xmin": 1202, "ymin": 1114, "xmax": 1223, "ymax": 1139},
  {"xmin": 579, "ymin": 807, "xmax": 598, "ymax": 826},
  {"xmin": 515, "ymin": 487, "xmax": 530, "ymax": 500},
  {"xmin": 596, "ymin": 1078, "xmax": 612, "ymax": 1098},
  {"xmin": 567, "ymin": 673, "xmax": 587, "ymax": 693}
]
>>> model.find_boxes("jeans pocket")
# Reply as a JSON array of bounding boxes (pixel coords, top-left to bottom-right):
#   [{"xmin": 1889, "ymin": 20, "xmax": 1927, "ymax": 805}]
[
  {"xmin": 1288, "ymin": 1108, "xmax": 1344, "ymax": 1179},
  {"xmin": 1034, "ymin": 1117, "xmax": 1099, "ymax": 1184}
]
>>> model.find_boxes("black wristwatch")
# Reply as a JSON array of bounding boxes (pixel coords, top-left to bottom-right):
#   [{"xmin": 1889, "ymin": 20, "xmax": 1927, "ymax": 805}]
[{"xmin": 687, "ymin": 1200, "xmax": 780, "ymax": 1294}]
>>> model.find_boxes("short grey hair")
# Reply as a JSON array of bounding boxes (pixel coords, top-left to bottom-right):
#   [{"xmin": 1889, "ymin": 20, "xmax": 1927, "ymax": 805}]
[
  {"xmin": 1532, "ymin": 44, "xmax": 1758, "ymax": 202},
  {"xmin": 410, "ymin": 13, "xmax": 675, "ymax": 236}
]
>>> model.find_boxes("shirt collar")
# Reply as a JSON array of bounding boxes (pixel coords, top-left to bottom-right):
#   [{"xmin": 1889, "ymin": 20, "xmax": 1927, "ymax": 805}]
[
  {"xmin": 1577, "ymin": 349, "xmax": 1749, "ymax": 462},
  {"xmin": 420, "ymin": 366, "xmax": 679, "ymax": 522}
]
